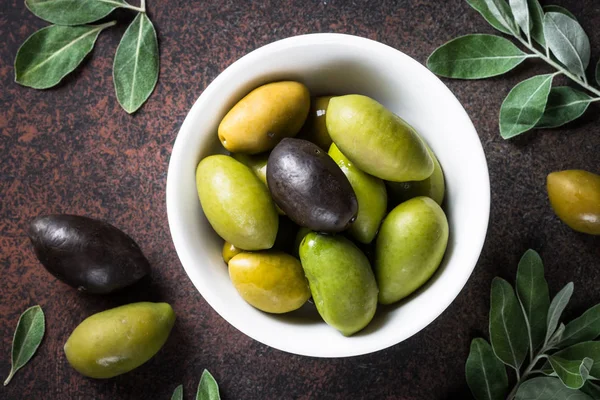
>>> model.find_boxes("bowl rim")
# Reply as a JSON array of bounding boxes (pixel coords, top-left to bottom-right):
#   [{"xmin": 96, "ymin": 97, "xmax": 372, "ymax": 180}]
[{"xmin": 166, "ymin": 32, "xmax": 491, "ymax": 357}]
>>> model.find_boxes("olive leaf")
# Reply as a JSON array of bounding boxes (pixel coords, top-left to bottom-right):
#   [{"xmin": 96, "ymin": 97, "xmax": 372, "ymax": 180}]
[
  {"xmin": 515, "ymin": 377, "xmax": 592, "ymax": 400},
  {"xmin": 499, "ymin": 74, "xmax": 554, "ymax": 139},
  {"xmin": 547, "ymin": 323, "xmax": 567, "ymax": 349},
  {"xmin": 3, "ymin": 306, "xmax": 45, "ymax": 386},
  {"xmin": 549, "ymin": 356, "xmax": 594, "ymax": 389},
  {"xmin": 543, "ymin": 5, "xmax": 577, "ymax": 21},
  {"xmin": 516, "ymin": 249, "xmax": 549, "ymax": 354},
  {"xmin": 551, "ymin": 342, "xmax": 600, "ymax": 379},
  {"xmin": 25, "ymin": 0, "xmax": 139, "ymax": 26},
  {"xmin": 528, "ymin": 0, "xmax": 546, "ymax": 47},
  {"xmin": 113, "ymin": 12, "xmax": 159, "ymax": 113},
  {"xmin": 171, "ymin": 384, "xmax": 183, "ymax": 400},
  {"xmin": 466, "ymin": 0, "xmax": 511, "ymax": 35},
  {"xmin": 536, "ymin": 87, "xmax": 594, "ymax": 129},
  {"xmin": 509, "ymin": 0, "xmax": 531, "ymax": 41},
  {"xmin": 560, "ymin": 305, "xmax": 600, "ymax": 348},
  {"xmin": 489, "ymin": 278, "xmax": 529, "ymax": 371},
  {"xmin": 465, "ymin": 338, "xmax": 509, "ymax": 400},
  {"xmin": 543, "ymin": 12, "xmax": 591, "ymax": 79},
  {"xmin": 427, "ymin": 34, "xmax": 529, "ymax": 79},
  {"xmin": 14, "ymin": 21, "xmax": 115, "ymax": 89},
  {"xmin": 546, "ymin": 282, "xmax": 574, "ymax": 346},
  {"xmin": 196, "ymin": 370, "xmax": 220, "ymax": 400},
  {"xmin": 466, "ymin": 0, "xmax": 517, "ymax": 35}
]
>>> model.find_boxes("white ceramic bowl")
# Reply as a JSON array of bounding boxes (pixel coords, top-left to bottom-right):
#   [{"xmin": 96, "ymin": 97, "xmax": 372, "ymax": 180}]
[{"xmin": 167, "ymin": 33, "xmax": 490, "ymax": 358}]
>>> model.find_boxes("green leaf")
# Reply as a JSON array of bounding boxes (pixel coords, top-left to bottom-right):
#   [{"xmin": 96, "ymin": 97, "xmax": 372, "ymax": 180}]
[
  {"xmin": 466, "ymin": 338, "xmax": 509, "ymax": 400},
  {"xmin": 25, "ymin": 0, "xmax": 131, "ymax": 26},
  {"xmin": 14, "ymin": 22, "xmax": 114, "ymax": 89},
  {"xmin": 113, "ymin": 12, "xmax": 159, "ymax": 114},
  {"xmin": 546, "ymin": 282, "xmax": 574, "ymax": 346},
  {"xmin": 549, "ymin": 356, "xmax": 594, "ymax": 389},
  {"xmin": 559, "ymin": 304, "xmax": 600, "ymax": 348},
  {"xmin": 516, "ymin": 249, "xmax": 549, "ymax": 353},
  {"xmin": 529, "ymin": 0, "xmax": 546, "ymax": 47},
  {"xmin": 551, "ymin": 342, "xmax": 600, "ymax": 381},
  {"xmin": 544, "ymin": 5, "xmax": 578, "ymax": 21},
  {"xmin": 509, "ymin": 0, "xmax": 532, "ymax": 40},
  {"xmin": 196, "ymin": 370, "xmax": 220, "ymax": 400},
  {"xmin": 3, "ymin": 306, "xmax": 45, "ymax": 386},
  {"xmin": 543, "ymin": 12, "xmax": 591, "ymax": 79},
  {"xmin": 536, "ymin": 87, "xmax": 594, "ymax": 129},
  {"xmin": 515, "ymin": 377, "xmax": 593, "ymax": 399},
  {"xmin": 467, "ymin": 0, "xmax": 518, "ymax": 35},
  {"xmin": 596, "ymin": 60, "xmax": 600, "ymax": 86},
  {"xmin": 581, "ymin": 381, "xmax": 600, "ymax": 399},
  {"xmin": 499, "ymin": 74, "xmax": 554, "ymax": 139},
  {"xmin": 427, "ymin": 34, "xmax": 528, "ymax": 79},
  {"xmin": 548, "ymin": 323, "xmax": 567, "ymax": 348},
  {"xmin": 171, "ymin": 385, "xmax": 183, "ymax": 400},
  {"xmin": 489, "ymin": 278, "xmax": 529, "ymax": 371}
]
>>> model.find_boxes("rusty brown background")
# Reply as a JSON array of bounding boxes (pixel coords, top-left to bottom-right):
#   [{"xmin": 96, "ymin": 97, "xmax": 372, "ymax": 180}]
[{"xmin": 1, "ymin": 0, "xmax": 599, "ymax": 399}]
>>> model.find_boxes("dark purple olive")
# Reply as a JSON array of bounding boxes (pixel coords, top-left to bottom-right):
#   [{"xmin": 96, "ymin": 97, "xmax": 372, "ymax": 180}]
[
  {"xmin": 267, "ymin": 138, "xmax": 358, "ymax": 233},
  {"xmin": 27, "ymin": 215, "xmax": 150, "ymax": 294}
]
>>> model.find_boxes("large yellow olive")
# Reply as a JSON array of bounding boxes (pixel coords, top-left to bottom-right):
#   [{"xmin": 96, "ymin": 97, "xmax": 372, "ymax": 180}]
[
  {"xmin": 218, "ymin": 81, "xmax": 310, "ymax": 154},
  {"xmin": 228, "ymin": 251, "xmax": 310, "ymax": 313},
  {"xmin": 64, "ymin": 302, "xmax": 175, "ymax": 379},
  {"xmin": 297, "ymin": 96, "xmax": 333, "ymax": 150},
  {"xmin": 547, "ymin": 170, "xmax": 600, "ymax": 235}
]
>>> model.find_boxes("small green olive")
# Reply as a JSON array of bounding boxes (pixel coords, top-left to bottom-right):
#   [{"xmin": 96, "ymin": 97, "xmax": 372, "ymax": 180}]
[{"xmin": 547, "ymin": 169, "xmax": 600, "ymax": 235}]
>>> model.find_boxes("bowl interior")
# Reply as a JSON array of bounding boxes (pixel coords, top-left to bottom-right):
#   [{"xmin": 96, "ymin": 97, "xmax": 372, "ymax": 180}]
[{"xmin": 167, "ymin": 33, "xmax": 490, "ymax": 357}]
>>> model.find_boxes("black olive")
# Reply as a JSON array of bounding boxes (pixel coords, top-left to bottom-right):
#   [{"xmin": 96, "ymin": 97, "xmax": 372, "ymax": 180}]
[
  {"xmin": 267, "ymin": 138, "xmax": 358, "ymax": 233},
  {"xmin": 27, "ymin": 214, "xmax": 150, "ymax": 294}
]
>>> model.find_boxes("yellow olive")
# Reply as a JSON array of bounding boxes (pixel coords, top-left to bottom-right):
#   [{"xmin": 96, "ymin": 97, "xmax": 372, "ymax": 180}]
[
  {"xmin": 218, "ymin": 81, "xmax": 310, "ymax": 154},
  {"xmin": 222, "ymin": 241, "xmax": 242, "ymax": 264},
  {"xmin": 297, "ymin": 96, "xmax": 333, "ymax": 150},
  {"xmin": 228, "ymin": 251, "xmax": 310, "ymax": 313},
  {"xmin": 547, "ymin": 170, "xmax": 600, "ymax": 235},
  {"xmin": 64, "ymin": 302, "xmax": 175, "ymax": 379}
]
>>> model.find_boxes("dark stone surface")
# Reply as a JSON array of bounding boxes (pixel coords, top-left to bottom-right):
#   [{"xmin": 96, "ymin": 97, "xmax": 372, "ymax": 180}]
[{"xmin": 1, "ymin": 0, "xmax": 599, "ymax": 399}]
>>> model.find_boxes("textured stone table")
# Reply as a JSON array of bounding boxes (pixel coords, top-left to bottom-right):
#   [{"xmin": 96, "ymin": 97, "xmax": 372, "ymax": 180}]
[{"xmin": 1, "ymin": 0, "xmax": 599, "ymax": 399}]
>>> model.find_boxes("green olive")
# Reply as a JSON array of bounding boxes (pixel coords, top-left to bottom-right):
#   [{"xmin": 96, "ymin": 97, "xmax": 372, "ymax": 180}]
[
  {"xmin": 326, "ymin": 94, "xmax": 433, "ymax": 181},
  {"xmin": 297, "ymin": 96, "xmax": 333, "ymax": 150},
  {"xmin": 222, "ymin": 241, "xmax": 242, "ymax": 264},
  {"xmin": 387, "ymin": 145, "xmax": 445, "ymax": 206},
  {"xmin": 375, "ymin": 197, "xmax": 449, "ymax": 304},
  {"xmin": 299, "ymin": 232, "xmax": 378, "ymax": 336},
  {"xmin": 232, "ymin": 152, "xmax": 285, "ymax": 215},
  {"xmin": 229, "ymin": 251, "xmax": 310, "ymax": 313},
  {"xmin": 328, "ymin": 143, "xmax": 387, "ymax": 243},
  {"xmin": 232, "ymin": 153, "xmax": 268, "ymax": 186},
  {"xmin": 547, "ymin": 170, "xmax": 600, "ymax": 235},
  {"xmin": 218, "ymin": 81, "xmax": 310, "ymax": 154},
  {"xmin": 196, "ymin": 155, "xmax": 278, "ymax": 250},
  {"xmin": 64, "ymin": 302, "xmax": 175, "ymax": 379}
]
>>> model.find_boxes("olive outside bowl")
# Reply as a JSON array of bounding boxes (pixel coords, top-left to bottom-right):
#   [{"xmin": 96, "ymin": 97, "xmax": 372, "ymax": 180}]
[{"xmin": 166, "ymin": 33, "xmax": 490, "ymax": 357}]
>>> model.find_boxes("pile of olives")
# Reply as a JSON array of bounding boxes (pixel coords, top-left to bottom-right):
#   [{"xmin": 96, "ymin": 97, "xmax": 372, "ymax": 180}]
[{"xmin": 196, "ymin": 81, "xmax": 449, "ymax": 336}]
